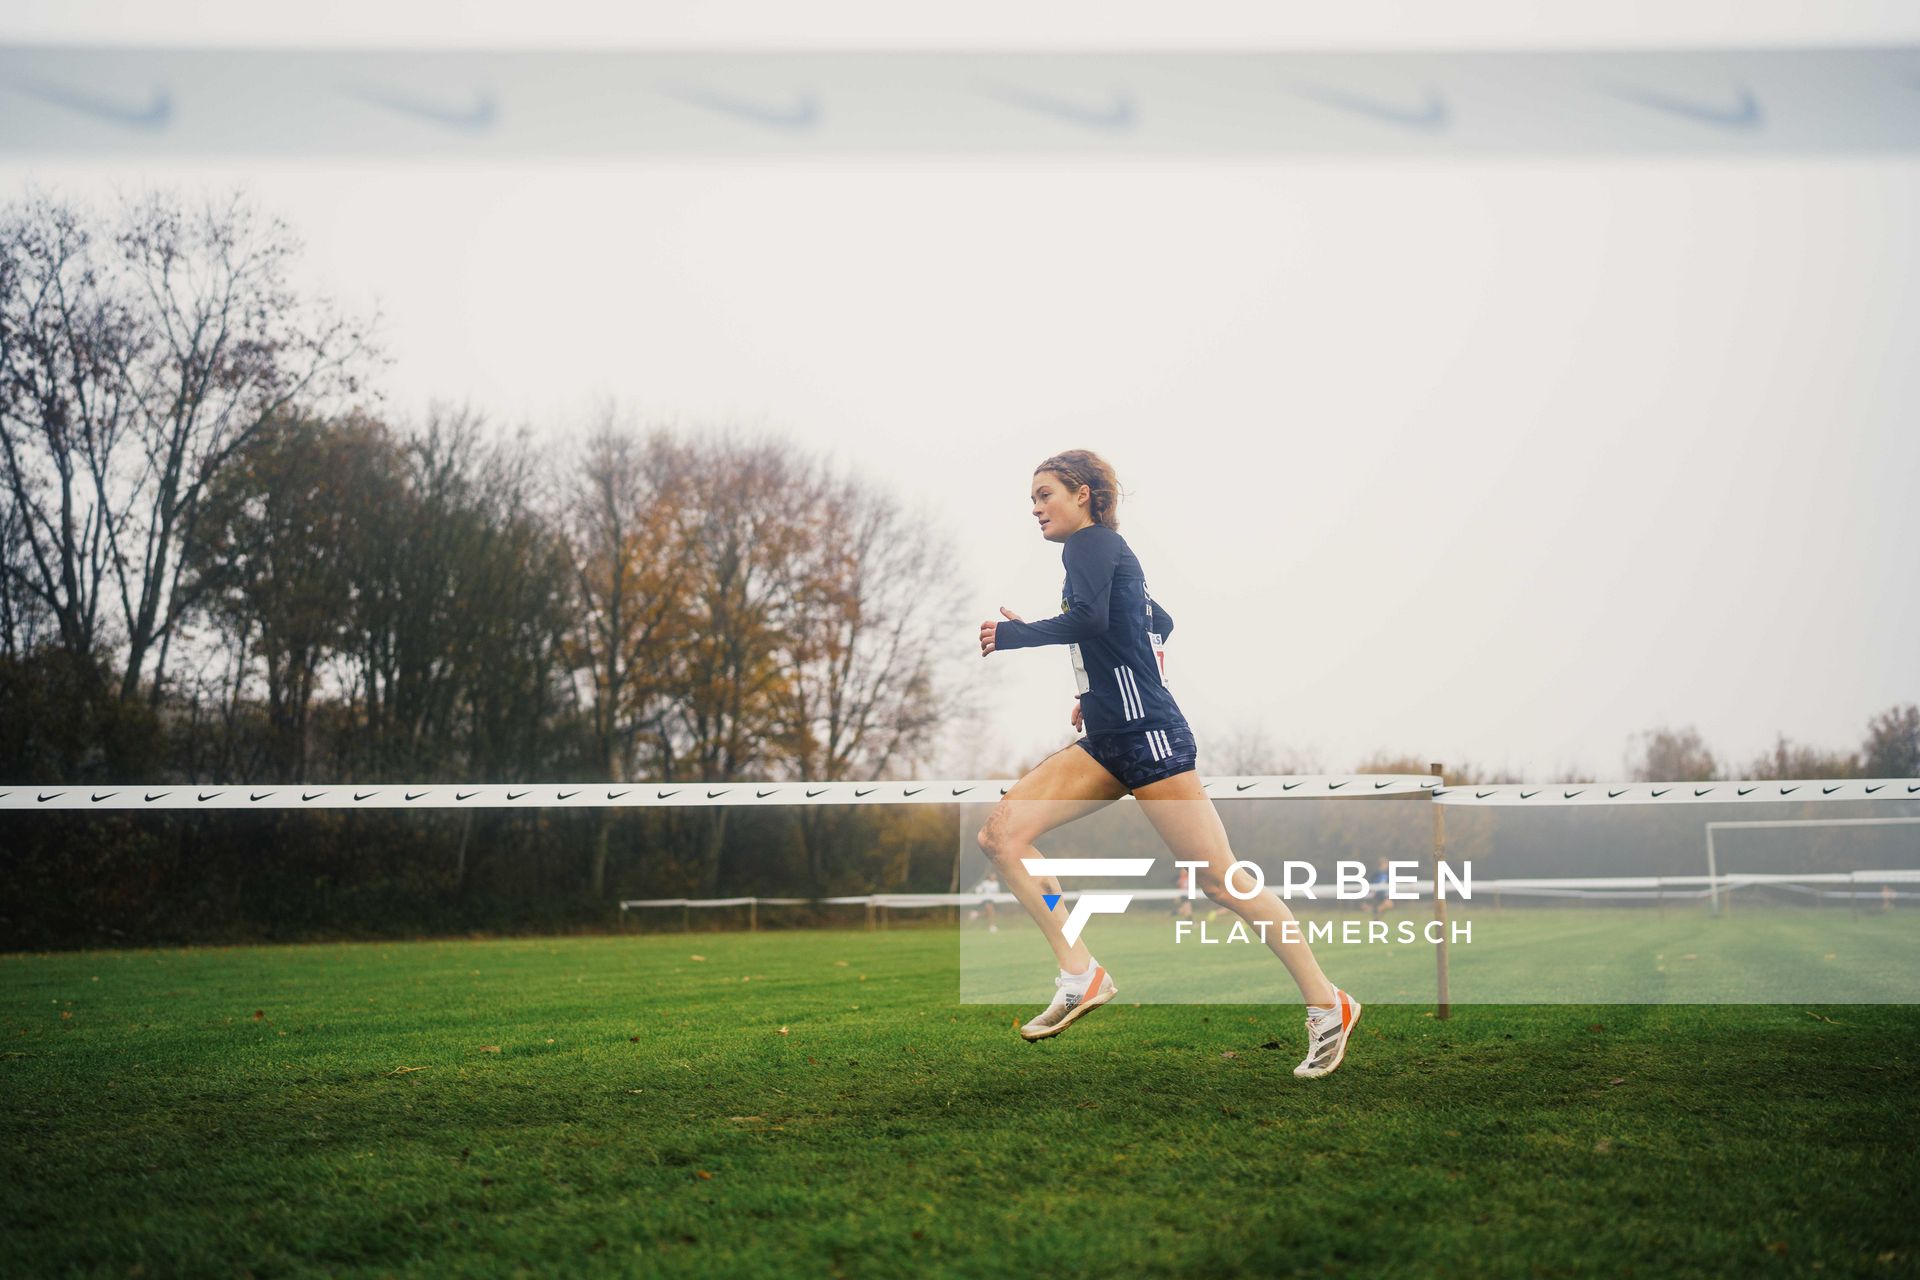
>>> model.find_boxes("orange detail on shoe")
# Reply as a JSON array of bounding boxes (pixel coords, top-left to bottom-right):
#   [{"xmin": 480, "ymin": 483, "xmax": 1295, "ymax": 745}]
[
  {"xmin": 1338, "ymin": 990, "xmax": 1353, "ymax": 1032},
  {"xmin": 1086, "ymin": 966, "xmax": 1106, "ymax": 996}
]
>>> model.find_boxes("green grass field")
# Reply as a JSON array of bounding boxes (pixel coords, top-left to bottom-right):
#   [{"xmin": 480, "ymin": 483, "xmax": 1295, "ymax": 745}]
[
  {"xmin": 956, "ymin": 904, "xmax": 1920, "ymax": 1003},
  {"xmin": 4, "ymin": 927, "xmax": 1917, "ymax": 1278}
]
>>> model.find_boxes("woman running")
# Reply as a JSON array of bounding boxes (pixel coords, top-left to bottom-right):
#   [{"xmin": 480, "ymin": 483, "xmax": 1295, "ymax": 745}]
[{"xmin": 976, "ymin": 450, "xmax": 1361, "ymax": 1079}]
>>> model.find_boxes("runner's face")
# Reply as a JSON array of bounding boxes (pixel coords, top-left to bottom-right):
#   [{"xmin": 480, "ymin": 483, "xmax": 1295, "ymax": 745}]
[{"xmin": 1031, "ymin": 472, "xmax": 1091, "ymax": 542}]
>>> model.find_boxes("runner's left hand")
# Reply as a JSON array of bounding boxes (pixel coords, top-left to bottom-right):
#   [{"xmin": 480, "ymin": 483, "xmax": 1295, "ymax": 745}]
[{"xmin": 979, "ymin": 606, "xmax": 1022, "ymax": 656}]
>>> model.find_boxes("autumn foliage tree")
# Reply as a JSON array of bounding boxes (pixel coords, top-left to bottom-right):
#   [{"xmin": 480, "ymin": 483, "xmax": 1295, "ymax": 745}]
[{"xmin": 562, "ymin": 424, "xmax": 963, "ymax": 895}]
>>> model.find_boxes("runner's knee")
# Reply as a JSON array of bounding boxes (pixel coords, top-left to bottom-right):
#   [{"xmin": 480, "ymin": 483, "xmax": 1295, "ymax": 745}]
[
  {"xmin": 1194, "ymin": 860, "xmax": 1258, "ymax": 907},
  {"xmin": 976, "ymin": 811, "xmax": 1016, "ymax": 864}
]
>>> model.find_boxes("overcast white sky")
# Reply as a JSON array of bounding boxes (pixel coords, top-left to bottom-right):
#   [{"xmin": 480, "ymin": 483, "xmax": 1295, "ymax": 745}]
[
  {"xmin": 4, "ymin": 3, "xmax": 1917, "ymax": 781},
  {"xmin": 9, "ymin": 153, "xmax": 1914, "ymax": 780}
]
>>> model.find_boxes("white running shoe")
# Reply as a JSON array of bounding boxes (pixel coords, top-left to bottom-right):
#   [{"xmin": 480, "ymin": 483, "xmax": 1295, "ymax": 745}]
[
  {"xmin": 1019, "ymin": 964, "xmax": 1116, "ymax": 1041},
  {"xmin": 1293, "ymin": 988, "xmax": 1362, "ymax": 1079}
]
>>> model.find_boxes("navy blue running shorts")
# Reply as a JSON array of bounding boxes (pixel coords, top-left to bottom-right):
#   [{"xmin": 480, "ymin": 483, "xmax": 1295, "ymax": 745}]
[{"xmin": 1075, "ymin": 724, "xmax": 1198, "ymax": 791}]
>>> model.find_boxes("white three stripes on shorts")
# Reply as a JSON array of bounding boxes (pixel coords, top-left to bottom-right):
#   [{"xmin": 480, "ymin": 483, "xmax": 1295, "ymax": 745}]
[
  {"xmin": 1146, "ymin": 729, "xmax": 1174, "ymax": 761},
  {"xmin": 1114, "ymin": 666, "xmax": 1148, "ymax": 721}
]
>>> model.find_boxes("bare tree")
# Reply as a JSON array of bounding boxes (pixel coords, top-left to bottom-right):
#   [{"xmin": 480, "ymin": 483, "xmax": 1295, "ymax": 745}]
[
  {"xmin": 561, "ymin": 416, "xmax": 704, "ymax": 896},
  {"xmin": 0, "ymin": 188, "xmax": 378, "ymax": 707},
  {"xmin": 0, "ymin": 194, "xmax": 136, "ymax": 669},
  {"xmin": 1627, "ymin": 725, "xmax": 1719, "ymax": 782},
  {"xmin": 0, "ymin": 482, "xmax": 54, "ymax": 658},
  {"xmin": 1862, "ymin": 704, "xmax": 1920, "ymax": 779},
  {"xmin": 1211, "ymin": 723, "xmax": 1325, "ymax": 776},
  {"xmin": 1744, "ymin": 733, "xmax": 1859, "ymax": 781},
  {"xmin": 183, "ymin": 411, "xmax": 389, "ymax": 779},
  {"xmin": 664, "ymin": 435, "xmax": 821, "ymax": 895},
  {"xmin": 341, "ymin": 406, "xmax": 559, "ymax": 778},
  {"xmin": 108, "ymin": 191, "xmax": 376, "ymax": 704},
  {"xmin": 779, "ymin": 469, "xmax": 966, "ymax": 890}
]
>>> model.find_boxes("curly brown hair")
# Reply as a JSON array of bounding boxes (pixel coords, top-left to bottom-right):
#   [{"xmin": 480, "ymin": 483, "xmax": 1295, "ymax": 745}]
[{"xmin": 1033, "ymin": 450, "xmax": 1121, "ymax": 530}]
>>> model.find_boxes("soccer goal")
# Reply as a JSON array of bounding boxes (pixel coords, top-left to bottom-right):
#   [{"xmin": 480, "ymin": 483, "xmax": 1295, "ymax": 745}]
[{"xmin": 1704, "ymin": 816, "xmax": 1920, "ymax": 917}]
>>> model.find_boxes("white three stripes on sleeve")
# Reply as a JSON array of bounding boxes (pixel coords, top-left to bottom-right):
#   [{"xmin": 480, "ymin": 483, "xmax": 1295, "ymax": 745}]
[{"xmin": 1115, "ymin": 666, "xmax": 1145, "ymax": 721}]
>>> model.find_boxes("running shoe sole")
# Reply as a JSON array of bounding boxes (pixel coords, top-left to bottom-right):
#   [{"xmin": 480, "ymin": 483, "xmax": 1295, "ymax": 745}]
[{"xmin": 1019, "ymin": 982, "xmax": 1117, "ymax": 1041}]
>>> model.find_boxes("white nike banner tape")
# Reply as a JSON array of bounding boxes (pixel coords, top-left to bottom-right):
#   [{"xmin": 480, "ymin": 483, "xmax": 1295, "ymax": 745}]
[
  {"xmin": 5, "ymin": 775, "xmax": 1909, "ymax": 811},
  {"xmin": 0, "ymin": 774, "xmax": 1439, "ymax": 811},
  {"xmin": 1432, "ymin": 779, "xmax": 1920, "ymax": 806},
  {"xmin": 2, "ymin": 49, "xmax": 1918, "ymax": 157}
]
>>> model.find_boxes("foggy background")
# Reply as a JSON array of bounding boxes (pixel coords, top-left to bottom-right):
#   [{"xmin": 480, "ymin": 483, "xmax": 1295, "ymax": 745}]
[{"xmin": 4, "ymin": 4, "xmax": 1917, "ymax": 944}]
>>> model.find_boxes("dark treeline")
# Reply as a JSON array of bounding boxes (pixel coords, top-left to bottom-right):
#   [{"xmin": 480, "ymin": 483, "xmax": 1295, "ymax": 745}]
[{"xmin": 1, "ymin": 191, "xmax": 964, "ymax": 949}]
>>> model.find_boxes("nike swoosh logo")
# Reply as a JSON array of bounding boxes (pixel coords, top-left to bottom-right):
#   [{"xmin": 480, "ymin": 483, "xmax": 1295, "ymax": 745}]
[
  {"xmin": 1737, "ymin": 787, "xmax": 1755, "ymax": 796},
  {"xmin": 665, "ymin": 85, "xmax": 819, "ymax": 132},
  {"xmin": 1376, "ymin": 781, "xmax": 1394, "ymax": 790},
  {"xmin": 355, "ymin": 792, "xmax": 377, "ymax": 801},
  {"xmin": 1282, "ymin": 781, "xmax": 1302, "ymax": 791},
  {"xmin": 302, "ymin": 792, "xmax": 325, "ymax": 801},
  {"xmin": 457, "ymin": 791, "xmax": 479, "ymax": 801},
  {"xmin": 1822, "ymin": 785, "xmax": 1841, "ymax": 795},
  {"xmin": 1520, "ymin": 790, "xmax": 1540, "ymax": 800},
  {"xmin": 1295, "ymin": 84, "xmax": 1449, "ymax": 133},
  {"xmin": 757, "ymin": 789, "xmax": 779, "ymax": 799},
  {"xmin": 981, "ymin": 85, "xmax": 1135, "ymax": 132},
  {"xmin": 1651, "ymin": 788, "xmax": 1671, "ymax": 798},
  {"xmin": 38, "ymin": 791, "xmax": 62, "ymax": 802},
  {"xmin": 657, "ymin": 790, "xmax": 679, "ymax": 799},
  {"xmin": 707, "ymin": 789, "xmax": 730, "ymax": 799},
  {"xmin": 1609, "ymin": 789, "xmax": 1628, "ymax": 798},
  {"xmin": 557, "ymin": 790, "xmax": 578, "ymax": 800},
  {"xmin": 146, "ymin": 791, "xmax": 170, "ymax": 802},
  {"xmin": 999, "ymin": 786, "xmax": 1010, "ymax": 795},
  {"xmin": 1604, "ymin": 82, "xmax": 1762, "ymax": 132},
  {"xmin": 1866, "ymin": 785, "xmax": 1885, "ymax": 794},
  {"xmin": 854, "ymin": 788, "xmax": 876, "ymax": 798},
  {"xmin": 1236, "ymin": 782, "xmax": 1258, "ymax": 791},
  {"xmin": 251, "ymin": 792, "xmax": 274, "ymax": 802},
  {"xmin": 351, "ymin": 85, "xmax": 497, "ymax": 133},
  {"xmin": 1910, "ymin": 785, "xmax": 1919, "ymax": 793},
  {"xmin": 904, "ymin": 787, "xmax": 925, "ymax": 797},
  {"xmin": 1779, "ymin": 786, "xmax": 1798, "ymax": 795},
  {"xmin": 952, "ymin": 787, "xmax": 973, "ymax": 796},
  {"xmin": 1563, "ymin": 790, "xmax": 1584, "ymax": 799},
  {"xmin": 1477, "ymin": 790, "xmax": 1496, "ymax": 799},
  {"xmin": 806, "ymin": 788, "xmax": 828, "ymax": 798},
  {"xmin": 16, "ymin": 78, "xmax": 172, "ymax": 131},
  {"xmin": 1695, "ymin": 788, "xmax": 1715, "ymax": 797},
  {"xmin": 1430, "ymin": 787, "xmax": 1450, "ymax": 797},
  {"xmin": 406, "ymin": 791, "xmax": 427, "ymax": 801},
  {"xmin": 1327, "ymin": 781, "xmax": 1347, "ymax": 790},
  {"xmin": 199, "ymin": 792, "xmax": 223, "ymax": 802},
  {"xmin": 507, "ymin": 791, "xmax": 528, "ymax": 801},
  {"xmin": 607, "ymin": 790, "xmax": 629, "ymax": 800},
  {"xmin": 92, "ymin": 792, "xmax": 116, "ymax": 802}
]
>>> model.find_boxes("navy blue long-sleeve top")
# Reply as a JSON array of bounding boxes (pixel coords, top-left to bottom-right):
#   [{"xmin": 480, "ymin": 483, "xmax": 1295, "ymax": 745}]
[{"xmin": 992, "ymin": 524, "xmax": 1187, "ymax": 735}]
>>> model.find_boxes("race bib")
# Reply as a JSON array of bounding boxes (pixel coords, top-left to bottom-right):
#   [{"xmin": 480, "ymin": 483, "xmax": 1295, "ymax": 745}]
[
  {"xmin": 1148, "ymin": 632, "xmax": 1169, "ymax": 686},
  {"xmin": 1068, "ymin": 642, "xmax": 1091, "ymax": 696}
]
